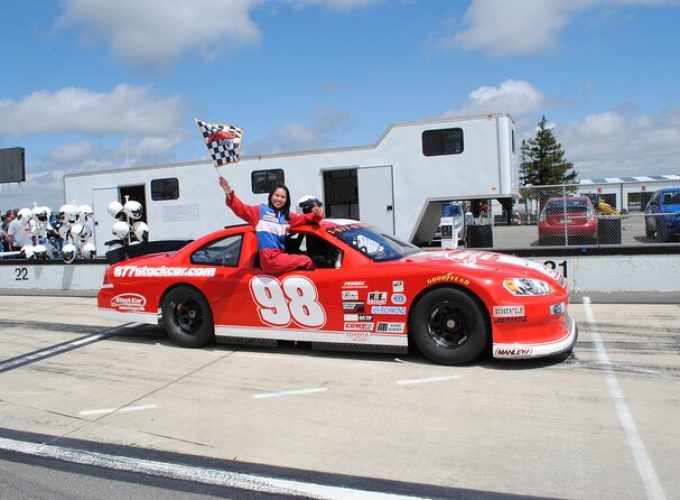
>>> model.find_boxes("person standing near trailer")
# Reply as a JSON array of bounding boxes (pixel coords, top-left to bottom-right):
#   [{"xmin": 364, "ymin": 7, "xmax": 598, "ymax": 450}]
[{"xmin": 218, "ymin": 176, "xmax": 324, "ymax": 274}]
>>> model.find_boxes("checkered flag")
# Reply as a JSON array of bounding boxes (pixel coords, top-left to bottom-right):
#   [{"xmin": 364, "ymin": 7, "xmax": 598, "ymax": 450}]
[{"xmin": 195, "ymin": 119, "xmax": 243, "ymax": 166}]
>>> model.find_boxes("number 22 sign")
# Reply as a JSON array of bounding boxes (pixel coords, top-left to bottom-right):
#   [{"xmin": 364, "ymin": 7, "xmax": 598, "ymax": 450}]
[{"xmin": 250, "ymin": 275, "xmax": 327, "ymax": 328}]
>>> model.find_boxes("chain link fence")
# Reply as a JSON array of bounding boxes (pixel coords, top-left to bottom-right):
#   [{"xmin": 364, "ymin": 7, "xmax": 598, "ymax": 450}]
[{"xmin": 485, "ymin": 183, "xmax": 680, "ymax": 248}]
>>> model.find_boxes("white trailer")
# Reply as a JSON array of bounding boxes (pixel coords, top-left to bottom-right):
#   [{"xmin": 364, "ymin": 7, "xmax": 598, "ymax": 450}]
[{"xmin": 64, "ymin": 113, "xmax": 519, "ymax": 255}]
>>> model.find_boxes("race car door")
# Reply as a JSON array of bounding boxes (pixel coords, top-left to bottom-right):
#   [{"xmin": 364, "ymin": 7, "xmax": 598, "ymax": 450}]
[
  {"xmin": 211, "ymin": 231, "xmax": 346, "ymax": 342},
  {"xmin": 358, "ymin": 165, "xmax": 394, "ymax": 234}
]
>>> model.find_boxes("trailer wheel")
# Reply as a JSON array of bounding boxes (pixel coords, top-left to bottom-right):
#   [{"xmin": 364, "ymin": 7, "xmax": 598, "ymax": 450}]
[
  {"xmin": 411, "ymin": 288, "xmax": 489, "ymax": 365},
  {"xmin": 162, "ymin": 286, "xmax": 214, "ymax": 347}
]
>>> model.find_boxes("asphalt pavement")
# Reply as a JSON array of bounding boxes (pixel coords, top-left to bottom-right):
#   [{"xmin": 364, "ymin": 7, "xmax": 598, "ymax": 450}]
[{"xmin": 0, "ymin": 296, "xmax": 677, "ymax": 499}]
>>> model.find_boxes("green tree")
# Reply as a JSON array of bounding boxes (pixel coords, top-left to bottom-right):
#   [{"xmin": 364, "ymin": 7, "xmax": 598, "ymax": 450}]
[{"xmin": 520, "ymin": 115, "xmax": 578, "ymax": 187}]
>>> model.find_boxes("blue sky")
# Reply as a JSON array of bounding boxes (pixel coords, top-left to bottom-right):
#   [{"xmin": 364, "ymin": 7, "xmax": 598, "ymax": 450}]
[{"xmin": 1, "ymin": 0, "xmax": 679, "ymax": 210}]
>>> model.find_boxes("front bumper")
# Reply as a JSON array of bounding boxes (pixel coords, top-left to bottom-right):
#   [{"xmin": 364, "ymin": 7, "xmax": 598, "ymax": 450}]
[{"xmin": 492, "ymin": 315, "xmax": 577, "ymax": 359}]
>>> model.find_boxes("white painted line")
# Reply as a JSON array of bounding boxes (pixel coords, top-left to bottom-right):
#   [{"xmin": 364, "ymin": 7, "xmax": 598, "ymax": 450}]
[
  {"xmin": 582, "ymin": 297, "xmax": 666, "ymax": 500},
  {"xmin": 253, "ymin": 387, "xmax": 328, "ymax": 399},
  {"xmin": 396, "ymin": 375, "xmax": 460, "ymax": 385},
  {"xmin": 78, "ymin": 404, "xmax": 158, "ymax": 417},
  {"xmin": 0, "ymin": 436, "xmax": 426, "ymax": 499}
]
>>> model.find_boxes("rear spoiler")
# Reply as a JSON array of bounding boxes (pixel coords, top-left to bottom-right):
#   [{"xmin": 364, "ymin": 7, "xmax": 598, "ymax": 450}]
[{"xmin": 105, "ymin": 240, "xmax": 192, "ymax": 264}]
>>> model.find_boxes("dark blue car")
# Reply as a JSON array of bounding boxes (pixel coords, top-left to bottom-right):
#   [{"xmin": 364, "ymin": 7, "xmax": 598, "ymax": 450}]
[{"xmin": 644, "ymin": 188, "xmax": 680, "ymax": 241}]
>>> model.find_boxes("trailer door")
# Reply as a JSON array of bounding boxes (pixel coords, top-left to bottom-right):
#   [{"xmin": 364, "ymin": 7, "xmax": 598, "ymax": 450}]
[
  {"xmin": 358, "ymin": 165, "xmax": 394, "ymax": 234},
  {"xmin": 93, "ymin": 187, "xmax": 118, "ymax": 256}
]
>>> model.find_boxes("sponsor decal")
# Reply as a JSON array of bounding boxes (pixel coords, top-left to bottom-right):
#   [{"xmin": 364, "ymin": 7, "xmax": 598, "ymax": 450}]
[
  {"xmin": 493, "ymin": 316, "xmax": 527, "ymax": 323},
  {"xmin": 343, "ymin": 301, "xmax": 365, "ymax": 313},
  {"xmin": 376, "ymin": 322, "xmax": 405, "ymax": 334},
  {"xmin": 390, "ymin": 293, "xmax": 406, "ymax": 305},
  {"xmin": 111, "ymin": 293, "xmax": 147, "ymax": 312},
  {"xmin": 550, "ymin": 302, "xmax": 565, "ymax": 315},
  {"xmin": 342, "ymin": 290, "xmax": 359, "ymax": 300},
  {"xmin": 343, "ymin": 322, "xmax": 374, "ymax": 331},
  {"xmin": 342, "ymin": 280, "xmax": 367, "ymax": 288},
  {"xmin": 493, "ymin": 305, "xmax": 525, "ymax": 317},
  {"xmin": 113, "ymin": 265, "xmax": 216, "ymax": 278},
  {"xmin": 371, "ymin": 306, "xmax": 406, "ymax": 315},
  {"xmin": 494, "ymin": 347, "xmax": 534, "ymax": 358},
  {"xmin": 367, "ymin": 291, "xmax": 387, "ymax": 305},
  {"xmin": 344, "ymin": 314, "xmax": 373, "ymax": 321},
  {"xmin": 345, "ymin": 331, "xmax": 370, "ymax": 342},
  {"xmin": 392, "ymin": 280, "xmax": 404, "ymax": 292},
  {"xmin": 426, "ymin": 272, "xmax": 470, "ymax": 286}
]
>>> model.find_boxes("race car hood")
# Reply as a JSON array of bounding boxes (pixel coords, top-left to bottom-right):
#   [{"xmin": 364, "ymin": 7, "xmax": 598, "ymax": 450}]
[{"xmin": 403, "ymin": 249, "xmax": 565, "ymax": 285}]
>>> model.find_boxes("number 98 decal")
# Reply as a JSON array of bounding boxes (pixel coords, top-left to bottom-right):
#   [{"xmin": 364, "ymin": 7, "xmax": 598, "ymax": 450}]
[{"xmin": 250, "ymin": 275, "xmax": 327, "ymax": 328}]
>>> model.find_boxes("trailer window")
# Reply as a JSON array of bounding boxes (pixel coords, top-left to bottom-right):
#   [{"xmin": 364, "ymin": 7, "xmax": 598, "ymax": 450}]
[
  {"xmin": 252, "ymin": 169, "xmax": 285, "ymax": 194},
  {"xmin": 151, "ymin": 178, "xmax": 179, "ymax": 200},
  {"xmin": 422, "ymin": 128, "xmax": 464, "ymax": 157}
]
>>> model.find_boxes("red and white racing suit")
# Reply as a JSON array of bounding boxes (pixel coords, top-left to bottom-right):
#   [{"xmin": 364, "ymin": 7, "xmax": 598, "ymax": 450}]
[{"xmin": 225, "ymin": 191, "xmax": 322, "ymax": 274}]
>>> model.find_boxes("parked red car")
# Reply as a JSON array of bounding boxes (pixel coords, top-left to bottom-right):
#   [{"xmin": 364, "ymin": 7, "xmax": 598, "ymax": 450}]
[{"xmin": 538, "ymin": 196, "xmax": 598, "ymax": 243}]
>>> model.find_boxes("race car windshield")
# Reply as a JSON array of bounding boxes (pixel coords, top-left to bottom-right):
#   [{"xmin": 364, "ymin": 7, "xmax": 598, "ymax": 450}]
[{"xmin": 327, "ymin": 224, "xmax": 420, "ymax": 262}]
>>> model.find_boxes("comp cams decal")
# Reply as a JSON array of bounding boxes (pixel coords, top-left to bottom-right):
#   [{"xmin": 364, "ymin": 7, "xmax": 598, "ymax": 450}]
[
  {"xmin": 113, "ymin": 266, "xmax": 216, "ymax": 278},
  {"xmin": 343, "ymin": 322, "xmax": 374, "ymax": 331},
  {"xmin": 111, "ymin": 293, "xmax": 147, "ymax": 312}
]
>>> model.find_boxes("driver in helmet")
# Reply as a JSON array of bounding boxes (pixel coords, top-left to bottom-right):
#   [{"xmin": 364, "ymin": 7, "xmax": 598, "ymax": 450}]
[{"xmin": 218, "ymin": 176, "xmax": 324, "ymax": 274}]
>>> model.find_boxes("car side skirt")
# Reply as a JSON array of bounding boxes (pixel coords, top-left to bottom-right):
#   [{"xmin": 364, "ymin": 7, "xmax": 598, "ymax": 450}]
[
  {"xmin": 492, "ymin": 315, "xmax": 577, "ymax": 359},
  {"xmin": 98, "ymin": 308, "xmax": 159, "ymax": 325},
  {"xmin": 215, "ymin": 325, "xmax": 408, "ymax": 347}
]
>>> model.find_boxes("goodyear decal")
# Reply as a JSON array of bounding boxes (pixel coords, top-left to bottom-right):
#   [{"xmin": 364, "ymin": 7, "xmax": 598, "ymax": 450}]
[{"xmin": 426, "ymin": 272, "xmax": 470, "ymax": 286}]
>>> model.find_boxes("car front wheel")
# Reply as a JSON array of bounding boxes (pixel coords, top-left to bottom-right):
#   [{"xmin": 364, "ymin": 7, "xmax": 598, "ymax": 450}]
[
  {"xmin": 162, "ymin": 286, "xmax": 214, "ymax": 347},
  {"xmin": 411, "ymin": 288, "xmax": 489, "ymax": 365}
]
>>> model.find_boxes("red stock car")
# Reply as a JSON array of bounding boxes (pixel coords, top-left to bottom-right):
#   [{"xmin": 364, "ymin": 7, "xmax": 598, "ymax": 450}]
[{"xmin": 98, "ymin": 219, "xmax": 577, "ymax": 365}]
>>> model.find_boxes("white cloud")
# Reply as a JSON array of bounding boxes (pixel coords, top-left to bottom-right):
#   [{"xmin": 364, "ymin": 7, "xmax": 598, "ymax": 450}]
[
  {"xmin": 249, "ymin": 108, "xmax": 350, "ymax": 153},
  {"xmin": 558, "ymin": 108, "xmax": 680, "ymax": 178},
  {"xmin": 0, "ymin": 84, "xmax": 184, "ymax": 136},
  {"xmin": 446, "ymin": 79, "xmax": 548, "ymax": 117},
  {"xmin": 57, "ymin": 0, "xmax": 264, "ymax": 69},
  {"xmin": 445, "ymin": 0, "xmax": 680, "ymax": 57},
  {"xmin": 46, "ymin": 141, "xmax": 95, "ymax": 164}
]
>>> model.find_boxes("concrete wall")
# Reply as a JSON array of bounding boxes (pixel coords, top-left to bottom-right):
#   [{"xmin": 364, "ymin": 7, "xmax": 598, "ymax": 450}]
[{"xmin": 0, "ymin": 253, "xmax": 677, "ymax": 298}]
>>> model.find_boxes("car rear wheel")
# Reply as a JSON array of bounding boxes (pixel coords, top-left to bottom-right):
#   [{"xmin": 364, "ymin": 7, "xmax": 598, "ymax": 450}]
[
  {"xmin": 645, "ymin": 219, "xmax": 654, "ymax": 238},
  {"xmin": 656, "ymin": 220, "xmax": 671, "ymax": 242},
  {"xmin": 411, "ymin": 288, "xmax": 489, "ymax": 365},
  {"xmin": 162, "ymin": 286, "xmax": 214, "ymax": 347}
]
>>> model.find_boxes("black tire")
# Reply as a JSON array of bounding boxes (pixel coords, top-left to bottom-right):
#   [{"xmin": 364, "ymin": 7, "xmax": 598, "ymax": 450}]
[
  {"xmin": 645, "ymin": 220, "xmax": 654, "ymax": 239},
  {"xmin": 656, "ymin": 221, "xmax": 671, "ymax": 242},
  {"xmin": 162, "ymin": 286, "xmax": 214, "ymax": 347},
  {"xmin": 411, "ymin": 288, "xmax": 489, "ymax": 365}
]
